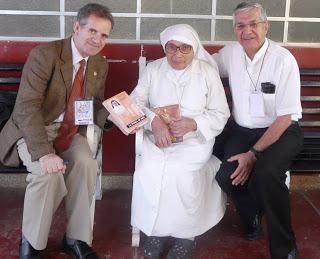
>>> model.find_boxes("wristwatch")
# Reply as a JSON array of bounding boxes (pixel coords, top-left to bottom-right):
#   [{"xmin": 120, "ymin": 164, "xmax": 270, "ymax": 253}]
[
  {"xmin": 104, "ymin": 119, "xmax": 114, "ymax": 130},
  {"xmin": 250, "ymin": 147, "xmax": 261, "ymax": 159}
]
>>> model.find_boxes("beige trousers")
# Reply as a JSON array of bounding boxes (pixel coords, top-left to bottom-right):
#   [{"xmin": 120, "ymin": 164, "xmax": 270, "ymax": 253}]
[{"xmin": 17, "ymin": 123, "xmax": 98, "ymax": 250}]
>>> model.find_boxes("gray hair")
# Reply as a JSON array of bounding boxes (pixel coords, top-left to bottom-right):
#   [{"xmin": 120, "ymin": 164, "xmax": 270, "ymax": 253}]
[
  {"xmin": 232, "ymin": 2, "xmax": 267, "ymax": 26},
  {"xmin": 76, "ymin": 3, "xmax": 114, "ymax": 29}
]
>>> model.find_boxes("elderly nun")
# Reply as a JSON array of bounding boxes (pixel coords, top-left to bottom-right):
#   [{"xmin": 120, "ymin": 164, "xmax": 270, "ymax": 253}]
[{"xmin": 130, "ymin": 24, "xmax": 230, "ymax": 259}]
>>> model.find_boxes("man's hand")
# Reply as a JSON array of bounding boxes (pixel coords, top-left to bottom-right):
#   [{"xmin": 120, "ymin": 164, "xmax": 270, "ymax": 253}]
[
  {"xmin": 39, "ymin": 153, "xmax": 66, "ymax": 174},
  {"xmin": 228, "ymin": 151, "xmax": 256, "ymax": 185},
  {"xmin": 169, "ymin": 117, "xmax": 197, "ymax": 138},
  {"xmin": 228, "ymin": 116, "xmax": 292, "ymax": 186},
  {"xmin": 151, "ymin": 116, "xmax": 172, "ymax": 148}
]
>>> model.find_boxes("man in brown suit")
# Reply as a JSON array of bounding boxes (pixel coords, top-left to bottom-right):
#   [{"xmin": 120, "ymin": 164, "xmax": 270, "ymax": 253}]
[{"xmin": 0, "ymin": 3, "xmax": 114, "ymax": 259}]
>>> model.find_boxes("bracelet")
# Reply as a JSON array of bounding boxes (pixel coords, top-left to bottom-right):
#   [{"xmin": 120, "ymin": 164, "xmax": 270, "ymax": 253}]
[{"xmin": 250, "ymin": 147, "xmax": 261, "ymax": 159}]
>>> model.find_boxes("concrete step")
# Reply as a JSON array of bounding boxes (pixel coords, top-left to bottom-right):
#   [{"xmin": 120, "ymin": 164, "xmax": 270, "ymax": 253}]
[
  {"xmin": 0, "ymin": 173, "xmax": 319, "ymax": 191},
  {"xmin": 0, "ymin": 173, "xmax": 133, "ymax": 190}
]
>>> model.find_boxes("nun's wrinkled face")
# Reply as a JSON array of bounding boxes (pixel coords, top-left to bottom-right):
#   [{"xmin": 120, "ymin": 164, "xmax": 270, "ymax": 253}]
[{"xmin": 164, "ymin": 40, "xmax": 194, "ymax": 70}]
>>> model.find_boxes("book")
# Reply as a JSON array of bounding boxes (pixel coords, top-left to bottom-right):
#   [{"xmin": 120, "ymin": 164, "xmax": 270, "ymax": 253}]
[
  {"xmin": 151, "ymin": 104, "xmax": 183, "ymax": 143},
  {"xmin": 102, "ymin": 91, "xmax": 147, "ymax": 135}
]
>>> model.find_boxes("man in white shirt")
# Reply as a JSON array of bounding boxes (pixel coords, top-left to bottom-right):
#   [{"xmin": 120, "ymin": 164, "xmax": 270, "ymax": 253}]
[{"xmin": 213, "ymin": 2, "xmax": 302, "ymax": 259}]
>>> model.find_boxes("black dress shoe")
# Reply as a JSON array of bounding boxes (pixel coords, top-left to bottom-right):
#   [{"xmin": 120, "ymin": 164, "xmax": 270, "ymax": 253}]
[
  {"xmin": 19, "ymin": 237, "xmax": 41, "ymax": 259},
  {"xmin": 62, "ymin": 235, "xmax": 98, "ymax": 259},
  {"xmin": 285, "ymin": 248, "xmax": 299, "ymax": 259},
  {"xmin": 244, "ymin": 214, "xmax": 262, "ymax": 241}
]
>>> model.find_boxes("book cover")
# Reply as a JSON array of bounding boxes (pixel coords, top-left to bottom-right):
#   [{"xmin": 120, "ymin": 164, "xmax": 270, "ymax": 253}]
[
  {"xmin": 102, "ymin": 91, "xmax": 147, "ymax": 135},
  {"xmin": 151, "ymin": 104, "xmax": 183, "ymax": 143}
]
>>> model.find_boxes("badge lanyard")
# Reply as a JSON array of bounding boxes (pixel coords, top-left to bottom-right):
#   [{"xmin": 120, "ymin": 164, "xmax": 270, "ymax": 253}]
[
  {"xmin": 245, "ymin": 42, "xmax": 269, "ymax": 117},
  {"xmin": 244, "ymin": 42, "xmax": 269, "ymax": 92}
]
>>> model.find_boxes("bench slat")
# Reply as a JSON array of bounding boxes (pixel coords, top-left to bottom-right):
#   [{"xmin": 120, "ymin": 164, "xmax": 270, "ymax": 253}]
[
  {"xmin": 301, "ymin": 80, "xmax": 320, "ymax": 87},
  {"xmin": 303, "ymin": 132, "xmax": 320, "ymax": 138},
  {"xmin": 0, "ymin": 64, "xmax": 24, "ymax": 71},
  {"xmin": 0, "ymin": 78, "xmax": 21, "ymax": 84},
  {"xmin": 302, "ymin": 147, "xmax": 320, "ymax": 151},
  {"xmin": 299, "ymin": 144, "xmax": 320, "ymax": 149},
  {"xmin": 301, "ymin": 96, "xmax": 320, "ymax": 102},
  {"xmin": 290, "ymin": 161, "xmax": 320, "ymax": 173},
  {"xmin": 295, "ymin": 152, "xmax": 320, "ymax": 157},
  {"xmin": 300, "ymin": 68, "xmax": 320, "ymax": 76},
  {"xmin": 0, "ymin": 164, "xmax": 26, "ymax": 173},
  {"xmin": 0, "ymin": 64, "xmax": 23, "ymax": 87},
  {"xmin": 303, "ymin": 108, "xmax": 320, "ymax": 114},
  {"xmin": 300, "ymin": 121, "xmax": 320, "ymax": 127}
]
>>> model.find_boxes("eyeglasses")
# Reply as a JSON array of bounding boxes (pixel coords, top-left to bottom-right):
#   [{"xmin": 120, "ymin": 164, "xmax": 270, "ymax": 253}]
[
  {"xmin": 234, "ymin": 21, "xmax": 266, "ymax": 31},
  {"xmin": 165, "ymin": 43, "xmax": 193, "ymax": 54}
]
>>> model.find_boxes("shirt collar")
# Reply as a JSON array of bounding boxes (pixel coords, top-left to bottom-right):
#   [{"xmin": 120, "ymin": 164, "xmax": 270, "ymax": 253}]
[
  {"xmin": 244, "ymin": 38, "xmax": 269, "ymax": 64},
  {"xmin": 71, "ymin": 37, "xmax": 89, "ymax": 67}
]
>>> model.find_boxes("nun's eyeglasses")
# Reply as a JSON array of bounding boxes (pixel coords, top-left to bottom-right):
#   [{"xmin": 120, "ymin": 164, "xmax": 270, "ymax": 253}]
[{"xmin": 165, "ymin": 43, "xmax": 192, "ymax": 54}]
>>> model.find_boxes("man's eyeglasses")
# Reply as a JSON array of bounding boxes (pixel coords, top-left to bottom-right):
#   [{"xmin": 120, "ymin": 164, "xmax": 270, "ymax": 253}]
[
  {"xmin": 165, "ymin": 43, "xmax": 193, "ymax": 54},
  {"xmin": 234, "ymin": 21, "xmax": 266, "ymax": 31}
]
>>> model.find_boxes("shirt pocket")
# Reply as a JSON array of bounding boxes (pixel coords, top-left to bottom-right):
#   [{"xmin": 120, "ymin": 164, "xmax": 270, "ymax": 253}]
[{"xmin": 262, "ymin": 93, "xmax": 276, "ymax": 117}]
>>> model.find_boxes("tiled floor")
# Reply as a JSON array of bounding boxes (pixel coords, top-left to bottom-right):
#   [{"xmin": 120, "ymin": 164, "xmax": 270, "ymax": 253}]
[{"xmin": 0, "ymin": 187, "xmax": 319, "ymax": 259}]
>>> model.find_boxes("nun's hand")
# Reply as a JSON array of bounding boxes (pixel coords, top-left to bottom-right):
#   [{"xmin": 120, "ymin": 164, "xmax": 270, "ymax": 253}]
[
  {"xmin": 169, "ymin": 117, "xmax": 197, "ymax": 137},
  {"xmin": 151, "ymin": 116, "xmax": 172, "ymax": 148}
]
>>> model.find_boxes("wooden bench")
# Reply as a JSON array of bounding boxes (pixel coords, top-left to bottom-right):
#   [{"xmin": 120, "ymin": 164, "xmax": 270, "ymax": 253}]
[
  {"xmin": 290, "ymin": 69, "xmax": 320, "ymax": 173},
  {"xmin": 0, "ymin": 64, "xmax": 25, "ymax": 172},
  {"xmin": 1, "ymin": 63, "xmax": 319, "ymax": 173}
]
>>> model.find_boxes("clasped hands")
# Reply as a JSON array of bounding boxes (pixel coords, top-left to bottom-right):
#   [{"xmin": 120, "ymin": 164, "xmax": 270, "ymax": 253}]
[
  {"xmin": 151, "ymin": 116, "xmax": 196, "ymax": 148},
  {"xmin": 228, "ymin": 150, "xmax": 257, "ymax": 186},
  {"xmin": 39, "ymin": 153, "xmax": 66, "ymax": 174}
]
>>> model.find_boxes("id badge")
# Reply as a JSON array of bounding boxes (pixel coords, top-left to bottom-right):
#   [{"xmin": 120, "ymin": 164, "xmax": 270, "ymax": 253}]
[
  {"xmin": 249, "ymin": 92, "xmax": 265, "ymax": 117},
  {"xmin": 74, "ymin": 99, "xmax": 94, "ymax": 125}
]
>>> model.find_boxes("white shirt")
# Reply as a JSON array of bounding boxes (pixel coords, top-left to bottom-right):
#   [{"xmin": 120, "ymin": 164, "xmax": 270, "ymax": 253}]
[
  {"xmin": 71, "ymin": 38, "xmax": 88, "ymax": 81},
  {"xmin": 213, "ymin": 39, "xmax": 302, "ymax": 129}
]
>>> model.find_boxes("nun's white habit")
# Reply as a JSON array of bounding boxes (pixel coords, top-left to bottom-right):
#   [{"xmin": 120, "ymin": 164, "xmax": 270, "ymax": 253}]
[{"xmin": 130, "ymin": 24, "xmax": 230, "ymax": 238}]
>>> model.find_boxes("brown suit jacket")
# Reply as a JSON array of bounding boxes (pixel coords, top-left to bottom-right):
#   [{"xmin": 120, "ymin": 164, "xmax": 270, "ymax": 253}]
[{"xmin": 0, "ymin": 37, "xmax": 109, "ymax": 166}]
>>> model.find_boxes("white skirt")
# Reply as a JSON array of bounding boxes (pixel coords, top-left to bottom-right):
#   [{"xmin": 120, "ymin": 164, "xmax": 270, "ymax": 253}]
[{"xmin": 131, "ymin": 136, "xmax": 226, "ymax": 238}]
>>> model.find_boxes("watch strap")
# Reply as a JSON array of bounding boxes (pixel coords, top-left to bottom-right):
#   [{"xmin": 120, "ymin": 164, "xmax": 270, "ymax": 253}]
[{"xmin": 250, "ymin": 147, "xmax": 261, "ymax": 158}]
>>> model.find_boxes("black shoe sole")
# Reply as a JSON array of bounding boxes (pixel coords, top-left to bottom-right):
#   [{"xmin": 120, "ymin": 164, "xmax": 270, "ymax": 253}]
[{"xmin": 245, "ymin": 232, "xmax": 262, "ymax": 241}]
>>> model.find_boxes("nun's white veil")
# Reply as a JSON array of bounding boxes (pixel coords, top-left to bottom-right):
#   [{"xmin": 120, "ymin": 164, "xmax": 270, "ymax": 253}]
[{"xmin": 160, "ymin": 24, "xmax": 218, "ymax": 71}]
